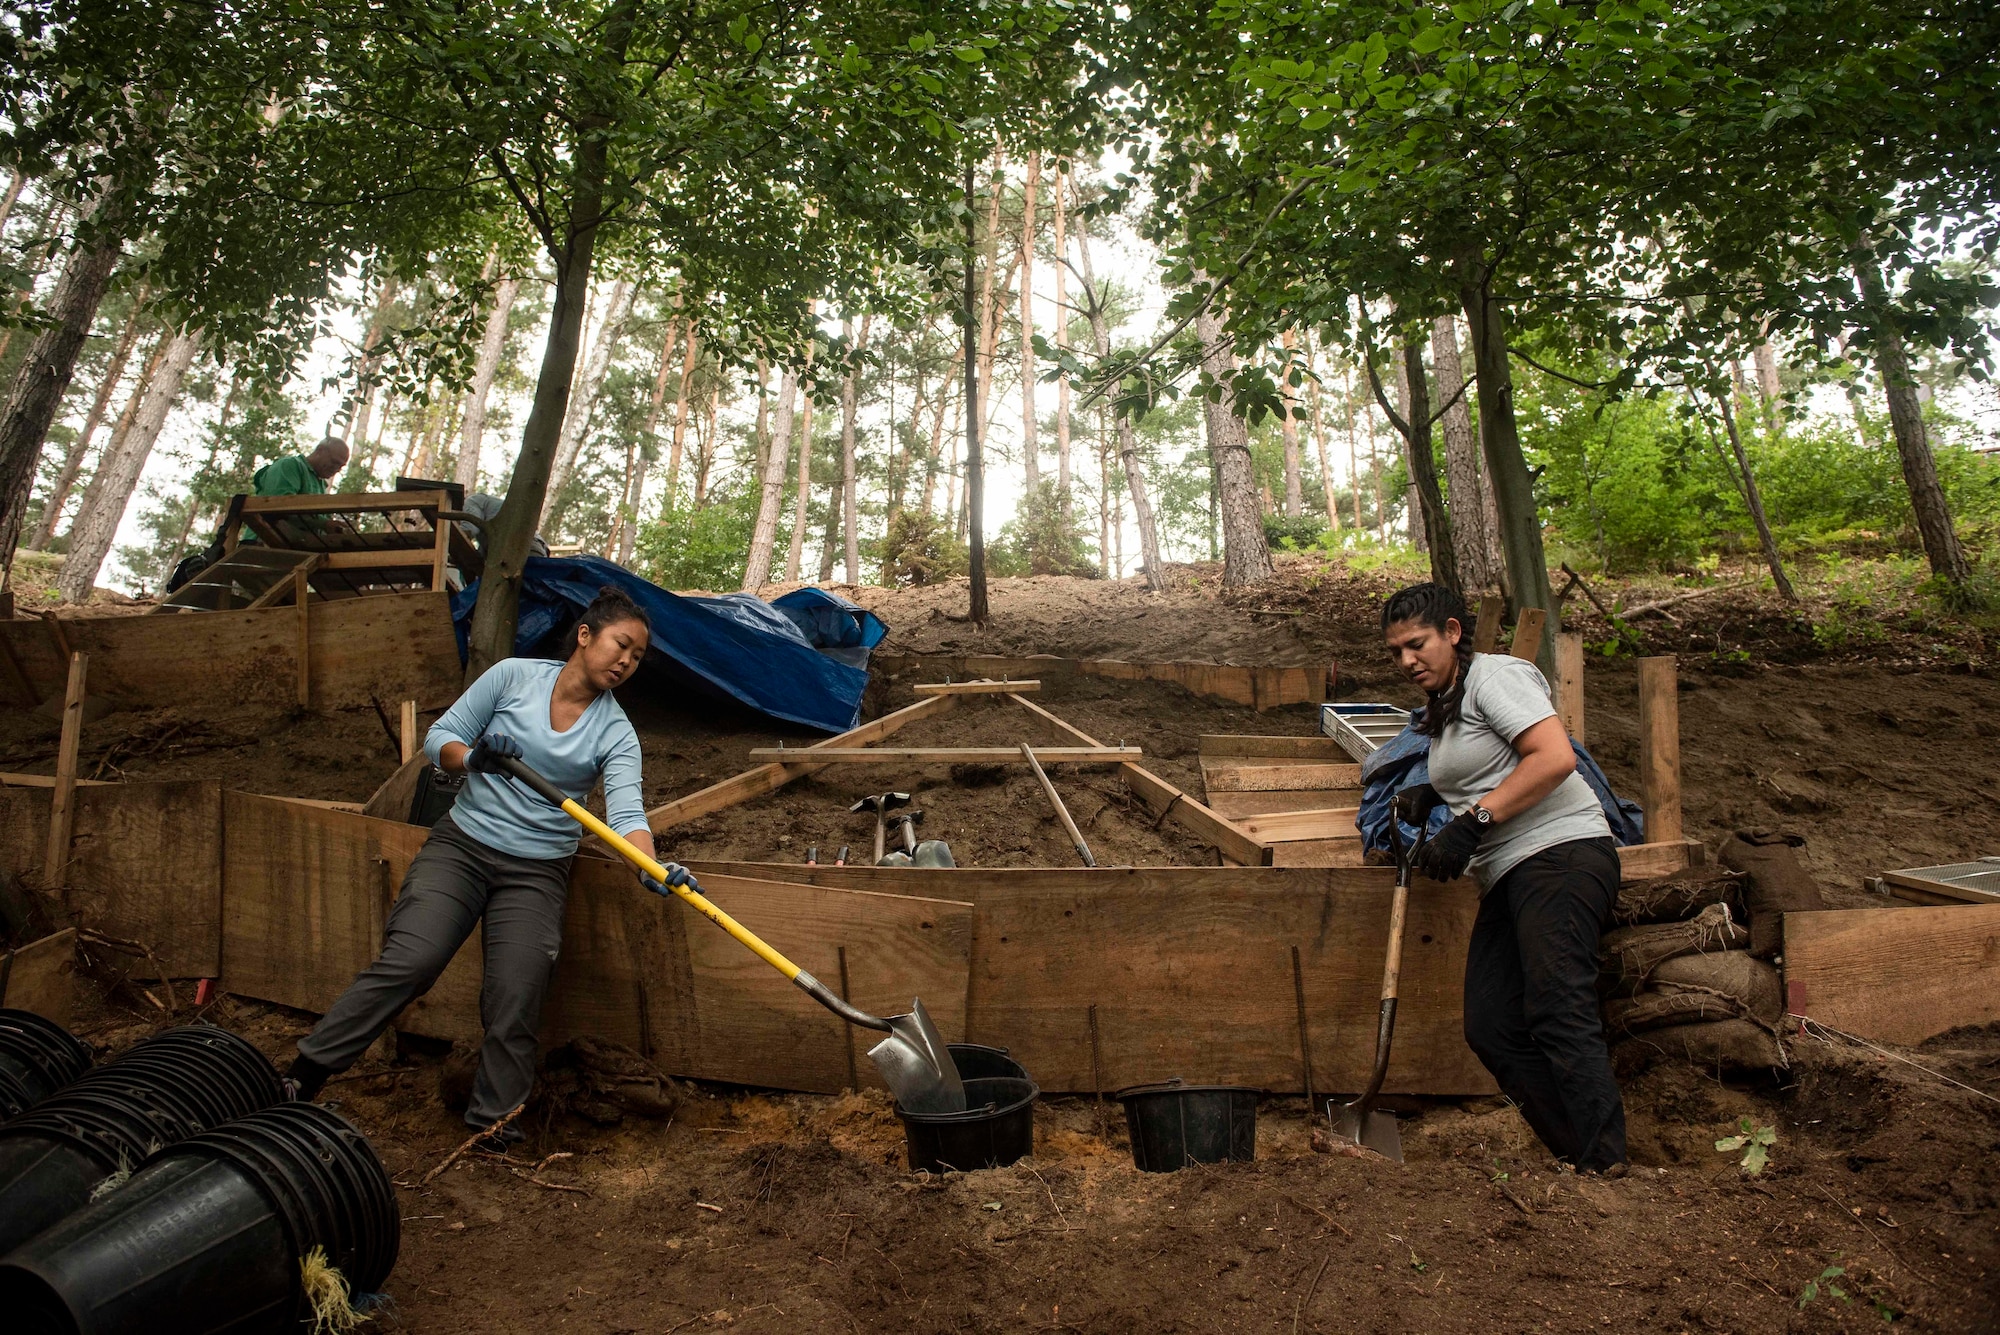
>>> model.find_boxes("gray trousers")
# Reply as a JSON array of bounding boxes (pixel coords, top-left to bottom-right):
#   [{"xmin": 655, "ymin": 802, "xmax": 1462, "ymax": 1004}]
[{"xmin": 297, "ymin": 814, "xmax": 571, "ymax": 1137}]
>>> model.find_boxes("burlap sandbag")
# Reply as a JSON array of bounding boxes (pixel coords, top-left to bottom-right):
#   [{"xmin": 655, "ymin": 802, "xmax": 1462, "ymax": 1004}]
[
  {"xmin": 1720, "ymin": 829, "xmax": 1827, "ymax": 959},
  {"xmin": 1600, "ymin": 901, "xmax": 1749, "ymax": 991},
  {"xmin": 1604, "ymin": 951, "xmax": 1783, "ymax": 1034},
  {"xmin": 1612, "ymin": 867, "xmax": 1749, "ymax": 927},
  {"xmin": 1614, "ymin": 1018, "xmax": 1788, "ymax": 1074}
]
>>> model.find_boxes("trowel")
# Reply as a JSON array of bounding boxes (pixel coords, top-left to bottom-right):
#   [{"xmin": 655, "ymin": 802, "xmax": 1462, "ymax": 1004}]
[
  {"xmin": 1329, "ymin": 789, "xmax": 1437, "ymax": 1161},
  {"xmin": 496, "ymin": 756, "xmax": 966, "ymax": 1114}
]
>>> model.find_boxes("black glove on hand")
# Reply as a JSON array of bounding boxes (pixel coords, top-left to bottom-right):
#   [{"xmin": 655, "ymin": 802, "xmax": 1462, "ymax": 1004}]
[
  {"xmin": 465, "ymin": 733, "xmax": 523, "ymax": 773},
  {"xmin": 1393, "ymin": 783, "xmax": 1444, "ymax": 827},
  {"xmin": 639, "ymin": 862, "xmax": 695, "ymax": 897},
  {"xmin": 1416, "ymin": 809, "xmax": 1487, "ymax": 881}
]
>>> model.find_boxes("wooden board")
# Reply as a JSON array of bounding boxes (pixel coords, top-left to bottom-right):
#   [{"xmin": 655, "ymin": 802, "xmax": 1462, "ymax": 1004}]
[
  {"xmin": 746, "ymin": 746, "xmax": 1140, "ymax": 764},
  {"xmin": 0, "ymin": 929, "xmax": 76, "ymax": 1026},
  {"xmin": 875, "ymin": 654, "xmax": 1324, "ymax": 709},
  {"xmin": 682, "ymin": 862, "xmax": 1496, "ymax": 1096},
  {"xmin": 1784, "ymin": 905, "xmax": 2000, "ymax": 1045},
  {"xmin": 1205, "ymin": 790, "xmax": 1360, "ymax": 819},
  {"xmin": 1200, "ymin": 761, "xmax": 1363, "ymax": 793},
  {"xmin": 912, "ymin": 679, "xmax": 1040, "ymax": 696},
  {"xmin": 1617, "ymin": 839, "xmax": 1703, "ymax": 882},
  {"xmin": 1269, "ymin": 840, "xmax": 1371, "ymax": 868},
  {"xmin": 1234, "ymin": 806, "xmax": 1361, "ymax": 843},
  {"xmin": 647, "ymin": 694, "xmax": 956, "ymax": 831},
  {"xmin": 1198, "ymin": 735, "xmax": 1353, "ymax": 761},
  {"xmin": 1637, "ymin": 655, "xmax": 1682, "ymax": 844},
  {"xmin": 0, "ymin": 780, "xmax": 224, "ymax": 977},
  {"xmin": 0, "ymin": 592, "xmax": 462, "ymax": 711}
]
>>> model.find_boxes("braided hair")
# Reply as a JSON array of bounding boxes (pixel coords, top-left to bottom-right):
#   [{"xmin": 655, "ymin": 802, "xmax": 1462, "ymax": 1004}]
[{"xmin": 1381, "ymin": 582, "xmax": 1477, "ymax": 738}]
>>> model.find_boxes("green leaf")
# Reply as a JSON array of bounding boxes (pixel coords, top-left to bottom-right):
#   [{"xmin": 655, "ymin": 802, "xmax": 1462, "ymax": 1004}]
[
  {"xmin": 954, "ymin": 45, "xmax": 985, "ymax": 62},
  {"xmin": 1300, "ymin": 110, "xmax": 1334, "ymax": 131}
]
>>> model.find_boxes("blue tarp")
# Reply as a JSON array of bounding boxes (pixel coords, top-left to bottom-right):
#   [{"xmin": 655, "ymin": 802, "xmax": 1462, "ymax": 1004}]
[
  {"xmin": 450, "ymin": 555, "xmax": 887, "ymax": 734},
  {"xmin": 1356, "ymin": 709, "xmax": 1645, "ymax": 856}
]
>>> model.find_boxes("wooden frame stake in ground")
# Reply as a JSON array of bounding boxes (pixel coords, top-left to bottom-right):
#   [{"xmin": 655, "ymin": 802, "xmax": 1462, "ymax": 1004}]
[{"xmin": 42, "ymin": 651, "xmax": 88, "ymax": 890}]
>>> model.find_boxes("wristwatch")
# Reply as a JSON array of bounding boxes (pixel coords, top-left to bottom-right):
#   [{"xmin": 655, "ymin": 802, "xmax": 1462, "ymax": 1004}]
[{"xmin": 1470, "ymin": 803, "xmax": 1496, "ymax": 828}]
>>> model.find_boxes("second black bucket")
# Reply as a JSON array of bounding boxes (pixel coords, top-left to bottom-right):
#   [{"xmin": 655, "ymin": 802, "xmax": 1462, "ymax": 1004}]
[
  {"xmin": 898, "ymin": 1075, "xmax": 1038, "ymax": 1172},
  {"xmin": 946, "ymin": 1043, "xmax": 1027, "ymax": 1081},
  {"xmin": 1117, "ymin": 1079, "xmax": 1258, "ymax": 1172},
  {"xmin": 0, "ymin": 1010, "xmax": 92, "ymax": 1122}
]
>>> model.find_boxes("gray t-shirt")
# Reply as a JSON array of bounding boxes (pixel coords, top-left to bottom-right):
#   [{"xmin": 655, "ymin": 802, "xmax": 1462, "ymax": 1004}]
[{"xmin": 1427, "ymin": 653, "xmax": 1610, "ymax": 891}]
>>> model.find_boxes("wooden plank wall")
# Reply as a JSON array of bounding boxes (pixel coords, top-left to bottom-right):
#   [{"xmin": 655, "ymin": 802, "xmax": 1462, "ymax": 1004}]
[
  {"xmin": 0, "ymin": 592, "xmax": 462, "ymax": 710},
  {"xmin": 686, "ymin": 861, "xmax": 1498, "ymax": 1097},
  {"xmin": 1783, "ymin": 904, "xmax": 2000, "ymax": 1045},
  {"xmin": 875, "ymin": 653, "xmax": 1324, "ymax": 710}
]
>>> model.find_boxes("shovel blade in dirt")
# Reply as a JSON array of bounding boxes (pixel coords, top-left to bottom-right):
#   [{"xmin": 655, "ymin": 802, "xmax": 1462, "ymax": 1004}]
[
  {"xmin": 866, "ymin": 996, "xmax": 966, "ymax": 1115},
  {"xmin": 1330, "ymin": 1102, "xmax": 1403, "ymax": 1162}
]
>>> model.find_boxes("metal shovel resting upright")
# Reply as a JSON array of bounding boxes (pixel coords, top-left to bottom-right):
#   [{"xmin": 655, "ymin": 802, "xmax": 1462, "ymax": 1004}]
[
  {"xmin": 495, "ymin": 756, "xmax": 967, "ymax": 1114},
  {"xmin": 1330, "ymin": 808, "xmax": 1432, "ymax": 1161}
]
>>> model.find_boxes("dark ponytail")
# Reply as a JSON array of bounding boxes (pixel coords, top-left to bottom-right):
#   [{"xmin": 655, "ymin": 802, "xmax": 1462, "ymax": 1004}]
[
  {"xmin": 1381, "ymin": 582, "xmax": 1476, "ymax": 738},
  {"xmin": 577, "ymin": 585, "xmax": 650, "ymax": 640}
]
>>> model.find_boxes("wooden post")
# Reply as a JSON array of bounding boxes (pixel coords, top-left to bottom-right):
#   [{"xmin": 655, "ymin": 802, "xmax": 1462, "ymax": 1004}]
[
  {"xmin": 294, "ymin": 569, "xmax": 311, "ymax": 709},
  {"xmin": 1637, "ymin": 655, "xmax": 1682, "ymax": 844},
  {"xmin": 430, "ymin": 506, "xmax": 450, "ymax": 590},
  {"xmin": 43, "ymin": 652, "xmax": 87, "ymax": 890},
  {"xmin": 1471, "ymin": 593, "xmax": 1504, "ymax": 653},
  {"xmin": 1507, "ymin": 607, "xmax": 1547, "ymax": 661},
  {"xmin": 399, "ymin": 700, "xmax": 418, "ymax": 764},
  {"xmin": 1555, "ymin": 631, "xmax": 1586, "ymax": 743}
]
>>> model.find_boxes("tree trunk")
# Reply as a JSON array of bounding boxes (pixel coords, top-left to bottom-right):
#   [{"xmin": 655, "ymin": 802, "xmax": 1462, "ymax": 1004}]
[
  {"xmin": 840, "ymin": 314, "xmax": 870, "ymax": 585},
  {"xmin": 1280, "ymin": 329, "xmax": 1303, "ymax": 515},
  {"xmin": 1430, "ymin": 313, "xmax": 1493, "ymax": 589},
  {"xmin": 663, "ymin": 319, "xmax": 698, "ymax": 511},
  {"xmin": 30, "ymin": 290, "xmax": 150, "ymax": 550},
  {"xmin": 1019, "ymin": 150, "xmax": 1039, "ymax": 492},
  {"xmin": 965, "ymin": 157, "xmax": 990, "ymax": 622},
  {"xmin": 1342, "ymin": 366, "xmax": 1363, "ymax": 531},
  {"xmin": 339, "ymin": 273, "xmax": 400, "ymax": 481},
  {"xmin": 1306, "ymin": 344, "xmax": 1338, "ymax": 533},
  {"xmin": 614, "ymin": 320, "xmax": 680, "ymax": 567},
  {"xmin": 58, "ymin": 326, "xmax": 199, "ymax": 602},
  {"xmin": 464, "ymin": 3, "xmax": 632, "ymax": 681},
  {"xmin": 159, "ymin": 373, "xmax": 238, "ymax": 582},
  {"xmin": 547, "ymin": 277, "xmax": 631, "ymax": 515},
  {"xmin": 784, "ymin": 308, "xmax": 817, "ymax": 582},
  {"xmin": 1752, "ymin": 335, "xmax": 1781, "ymax": 436},
  {"xmin": 1053, "ymin": 165, "xmax": 1071, "ymax": 508},
  {"xmin": 1710, "ymin": 390, "xmax": 1796, "ymax": 600},
  {"xmin": 1074, "ymin": 211, "xmax": 1164, "ymax": 590},
  {"xmin": 743, "ymin": 362, "xmax": 798, "ymax": 589},
  {"xmin": 1460, "ymin": 272, "xmax": 1557, "ymax": 668},
  {"xmin": 1399, "ymin": 335, "xmax": 1456, "ymax": 589},
  {"xmin": 1854, "ymin": 254, "xmax": 1971, "ymax": 586},
  {"xmin": 0, "ymin": 172, "xmax": 25, "ymax": 236},
  {"xmin": 1098, "ymin": 414, "xmax": 1111, "ymax": 574},
  {"xmin": 693, "ymin": 383, "xmax": 718, "ymax": 509},
  {"xmin": 456, "ymin": 275, "xmax": 520, "ymax": 492},
  {"xmin": 0, "ymin": 201, "xmax": 128, "ymax": 571},
  {"xmin": 1192, "ymin": 293, "xmax": 1274, "ymax": 587}
]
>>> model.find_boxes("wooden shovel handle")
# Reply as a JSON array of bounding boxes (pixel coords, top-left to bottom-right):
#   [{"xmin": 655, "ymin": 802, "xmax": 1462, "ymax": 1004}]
[{"xmin": 1380, "ymin": 882, "xmax": 1410, "ymax": 1003}]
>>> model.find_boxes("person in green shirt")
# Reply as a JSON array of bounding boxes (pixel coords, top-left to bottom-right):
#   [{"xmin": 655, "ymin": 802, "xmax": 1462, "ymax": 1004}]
[{"xmin": 243, "ymin": 436, "xmax": 349, "ymax": 541}]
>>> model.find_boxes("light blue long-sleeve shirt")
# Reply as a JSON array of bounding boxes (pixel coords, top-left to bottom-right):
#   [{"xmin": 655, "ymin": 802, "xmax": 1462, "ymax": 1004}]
[{"xmin": 425, "ymin": 657, "xmax": 647, "ymax": 861}]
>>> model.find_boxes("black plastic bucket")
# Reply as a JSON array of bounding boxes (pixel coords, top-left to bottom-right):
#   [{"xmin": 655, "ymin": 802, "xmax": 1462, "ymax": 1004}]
[
  {"xmin": 946, "ymin": 1043, "xmax": 1028, "ymax": 1081},
  {"xmin": 0, "ymin": 1025, "xmax": 283, "ymax": 1253},
  {"xmin": 0, "ymin": 1010, "xmax": 92, "ymax": 1122},
  {"xmin": 0, "ymin": 1103, "xmax": 399, "ymax": 1335},
  {"xmin": 1117, "ymin": 1079, "xmax": 1258, "ymax": 1172},
  {"xmin": 898, "ymin": 1075, "xmax": 1038, "ymax": 1172}
]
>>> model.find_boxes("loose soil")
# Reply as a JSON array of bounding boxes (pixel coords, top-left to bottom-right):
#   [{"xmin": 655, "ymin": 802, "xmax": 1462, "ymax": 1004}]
[{"xmin": 9, "ymin": 562, "xmax": 2000, "ymax": 1331}]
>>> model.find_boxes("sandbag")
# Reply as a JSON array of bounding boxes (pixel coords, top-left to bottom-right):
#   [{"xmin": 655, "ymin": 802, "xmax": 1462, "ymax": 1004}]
[
  {"xmin": 1601, "ymin": 901, "xmax": 1749, "ymax": 989},
  {"xmin": 1614, "ymin": 1018, "xmax": 1788, "ymax": 1075},
  {"xmin": 1650, "ymin": 950, "xmax": 1784, "ymax": 1025},
  {"xmin": 1721, "ymin": 829, "xmax": 1827, "ymax": 959},
  {"xmin": 1612, "ymin": 868, "xmax": 1748, "ymax": 927}
]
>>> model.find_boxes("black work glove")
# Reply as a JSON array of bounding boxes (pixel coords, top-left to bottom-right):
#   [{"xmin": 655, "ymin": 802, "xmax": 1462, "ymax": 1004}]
[
  {"xmin": 1393, "ymin": 783, "xmax": 1444, "ymax": 827},
  {"xmin": 464, "ymin": 733, "xmax": 523, "ymax": 774},
  {"xmin": 639, "ymin": 862, "xmax": 695, "ymax": 897},
  {"xmin": 1416, "ymin": 809, "xmax": 1487, "ymax": 881}
]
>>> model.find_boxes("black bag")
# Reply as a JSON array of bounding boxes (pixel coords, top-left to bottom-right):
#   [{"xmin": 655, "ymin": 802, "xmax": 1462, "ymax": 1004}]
[
  {"xmin": 166, "ymin": 538, "xmax": 226, "ymax": 593},
  {"xmin": 408, "ymin": 766, "xmax": 466, "ymax": 828}
]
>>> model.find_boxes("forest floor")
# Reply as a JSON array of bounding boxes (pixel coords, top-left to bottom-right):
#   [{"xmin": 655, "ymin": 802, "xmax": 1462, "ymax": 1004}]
[{"xmin": 7, "ymin": 555, "xmax": 2000, "ymax": 1331}]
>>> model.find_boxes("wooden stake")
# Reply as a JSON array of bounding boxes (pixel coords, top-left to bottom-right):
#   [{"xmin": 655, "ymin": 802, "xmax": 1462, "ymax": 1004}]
[
  {"xmin": 1508, "ymin": 607, "xmax": 1546, "ymax": 661},
  {"xmin": 399, "ymin": 700, "xmax": 418, "ymax": 764},
  {"xmin": 911, "ymin": 678, "xmax": 1040, "ymax": 696},
  {"xmin": 43, "ymin": 652, "xmax": 87, "ymax": 891},
  {"xmin": 1637, "ymin": 655, "xmax": 1682, "ymax": 844},
  {"xmin": 1020, "ymin": 743, "xmax": 1095, "ymax": 867},
  {"xmin": 1088, "ymin": 1003, "xmax": 1106, "ymax": 1140},
  {"xmin": 1555, "ymin": 631, "xmax": 1586, "ymax": 743},
  {"xmin": 1471, "ymin": 594, "xmax": 1504, "ymax": 653},
  {"xmin": 294, "ymin": 569, "xmax": 311, "ymax": 709}
]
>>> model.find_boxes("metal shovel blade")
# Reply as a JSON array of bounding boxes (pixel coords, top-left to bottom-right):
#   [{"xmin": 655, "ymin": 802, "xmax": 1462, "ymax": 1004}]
[
  {"xmin": 866, "ymin": 996, "xmax": 966, "ymax": 1114},
  {"xmin": 1330, "ymin": 1101, "xmax": 1403, "ymax": 1162}
]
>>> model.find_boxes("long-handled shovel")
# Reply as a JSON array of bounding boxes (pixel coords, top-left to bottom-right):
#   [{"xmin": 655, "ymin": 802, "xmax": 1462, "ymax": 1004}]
[
  {"xmin": 494, "ymin": 755, "xmax": 967, "ymax": 1114},
  {"xmin": 1329, "ymin": 799, "xmax": 1434, "ymax": 1161}
]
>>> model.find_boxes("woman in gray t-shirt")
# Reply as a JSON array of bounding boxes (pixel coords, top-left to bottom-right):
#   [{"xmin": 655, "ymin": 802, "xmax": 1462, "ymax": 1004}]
[{"xmin": 1382, "ymin": 582, "xmax": 1627, "ymax": 1174}]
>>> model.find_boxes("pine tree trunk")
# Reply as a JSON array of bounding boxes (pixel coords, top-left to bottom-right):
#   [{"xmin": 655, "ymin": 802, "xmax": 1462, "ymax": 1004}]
[
  {"xmin": 547, "ymin": 277, "xmax": 631, "ymax": 516},
  {"xmin": 1075, "ymin": 214, "xmax": 1165, "ymax": 590},
  {"xmin": 663, "ymin": 319, "xmax": 698, "ymax": 511},
  {"xmin": 1053, "ymin": 166, "xmax": 1071, "ymax": 508},
  {"xmin": 615, "ymin": 321, "xmax": 679, "ymax": 567},
  {"xmin": 693, "ymin": 384, "xmax": 718, "ymax": 509},
  {"xmin": 0, "ymin": 199, "xmax": 129, "ymax": 569},
  {"xmin": 1854, "ymin": 254, "xmax": 1971, "ymax": 586},
  {"xmin": 1431, "ymin": 313, "xmax": 1492, "ymax": 589},
  {"xmin": 58, "ymin": 326, "xmax": 199, "ymax": 602},
  {"xmin": 30, "ymin": 290, "xmax": 149, "ymax": 550},
  {"xmin": 965, "ymin": 157, "xmax": 990, "ymax": 622},
  {"xmin": 339, "ymin": 273, "xmax": 400, "ymax": 477},
  {"xmin": 1460, "ymin": 271, "xmax": 1557, "ymax": 667},
  {"xmin": 1019, "ymin": 150, "xmax": 1039, "ymax": 492},
  {"xmin": 743, "ymin": 363, "xmax": 798, "ymax": 589},
  {"xmin": 1192, "ymin": 294, "xmax": 1274, "ymax": 588},
  {"xmin": 464, "ymin": 5, "xmax": 632, "ymax": 681},
  {"xmin": 456, "ymin": 275, "xmax": 520, "ymax": 492},
  {"xmin": 1711, "ymin": 390, "xmax": 1796, "ymax": 600},
  {"xmin": 784, "ymin": 310, "xmax": 817, "ymax": 582}
]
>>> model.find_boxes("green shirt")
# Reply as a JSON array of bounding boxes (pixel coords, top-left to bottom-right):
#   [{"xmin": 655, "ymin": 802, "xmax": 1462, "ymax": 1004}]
[{"xmin": 242, "ymin": 455, "xmax": 328, "ymax": 540}]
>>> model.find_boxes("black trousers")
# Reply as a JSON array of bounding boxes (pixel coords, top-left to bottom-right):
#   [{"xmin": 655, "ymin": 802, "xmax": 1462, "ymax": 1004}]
[{"xmin": 1463, "ymin": 836, "xmax": 1627, "ymax": 1171}]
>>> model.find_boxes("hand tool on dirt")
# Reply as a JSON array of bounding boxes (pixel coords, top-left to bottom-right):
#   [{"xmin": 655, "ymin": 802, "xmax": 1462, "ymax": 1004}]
[
  {"xmin": 1020, "ymin": 742, "xmax": 1095, "ymax": 868},
  {"xmin": 494, "ymin": 755, "xmax": 965, "ymax": 1114},
  {"xmin": 889, "ymin": 809, "xmax": 924, "ymax": 857},
  {"xmin": 835, "ymin": 845, "xmax": 849, "ymax": 866},
  {"xmin": 848, "ymin": 792, "xmax": 909, "ymax": 865},
  {"xmin": 1329, "ymin": 788, "xmax": 1438, "ymax": 1161},
  {"xmin": 805, "ymin": 846, "xmax": 817, "ymax": 866}
]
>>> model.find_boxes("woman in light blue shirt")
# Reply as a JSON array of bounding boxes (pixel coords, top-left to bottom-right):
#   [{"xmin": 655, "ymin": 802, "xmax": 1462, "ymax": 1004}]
[{"xmin": 287, "ymin": 586, "xmax": 661, "ymax": 1150}]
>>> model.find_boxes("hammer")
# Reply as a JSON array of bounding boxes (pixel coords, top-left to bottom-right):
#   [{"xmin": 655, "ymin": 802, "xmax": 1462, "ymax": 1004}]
[{"xmin": 848, "ymin": 792, "xmax": 910, "ymax": 865}]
